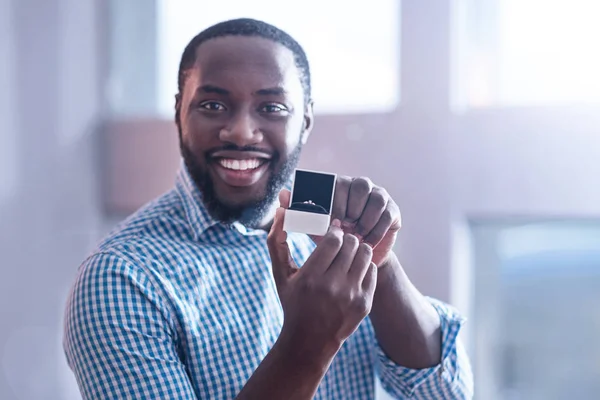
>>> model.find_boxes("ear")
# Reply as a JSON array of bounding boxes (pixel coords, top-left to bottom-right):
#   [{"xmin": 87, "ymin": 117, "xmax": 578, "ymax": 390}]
[{"xmin": 300, "ymin": 100, "xmax": 314, "ymax": 145}]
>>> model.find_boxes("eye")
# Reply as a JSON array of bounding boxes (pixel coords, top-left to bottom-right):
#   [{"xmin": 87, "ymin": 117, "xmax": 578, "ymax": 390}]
[
  {"xmin": 260, "ymin": 103, "xmax": 289, "ymax": 114},
  {"xmin": 199, "ymin": 101, "xmax": 227, "ymax": 111}
]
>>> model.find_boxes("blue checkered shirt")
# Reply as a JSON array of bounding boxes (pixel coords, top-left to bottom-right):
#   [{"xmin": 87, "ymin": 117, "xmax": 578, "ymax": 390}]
[{"xmin": 63, "ymin": 165, "xmax": 473, "ymax": 399}]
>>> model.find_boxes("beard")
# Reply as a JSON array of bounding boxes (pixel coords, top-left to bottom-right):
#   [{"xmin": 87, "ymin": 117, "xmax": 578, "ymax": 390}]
[{"xmin": 179, "ymin": 136, "xmax": 302, "ymax": 229}]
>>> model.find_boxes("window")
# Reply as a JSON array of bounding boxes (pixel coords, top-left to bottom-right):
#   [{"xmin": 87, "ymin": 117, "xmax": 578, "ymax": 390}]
[
  {"xmin": 156, "ymin": 0, "xmax": 400, "ymax": 116},
  {"xmin": 471, "ymin": 220, "xmax": 600, "ymax": 399},
  {"xmin": 456, "ymin": 0, "xmax": 600, "ymax": 108}
]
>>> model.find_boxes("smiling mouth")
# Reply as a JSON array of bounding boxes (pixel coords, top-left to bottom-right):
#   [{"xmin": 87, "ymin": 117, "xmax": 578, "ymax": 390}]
[
  {"xmin": 210, "ymin": 157, "xmax": 271, "ymax": 188},
  {"xmin": 215, "ymin": 157, "xmax": 269, "ymax": 171}
]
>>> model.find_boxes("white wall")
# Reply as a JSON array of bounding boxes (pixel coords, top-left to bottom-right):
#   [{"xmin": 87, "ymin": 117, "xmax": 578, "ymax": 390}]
[
  {"xmin": 0, "ymin": 0, "xmax": 16, "ymax": 204},
  {"xmin": 0, "ymin": 0, "xmax": 103, "ymax": 399}
]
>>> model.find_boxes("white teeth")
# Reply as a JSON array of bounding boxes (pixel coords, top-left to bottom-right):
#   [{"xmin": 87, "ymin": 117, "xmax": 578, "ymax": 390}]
[{"xmin": 219, "ymin": 158, "xmax": 262, "ymax": 171}]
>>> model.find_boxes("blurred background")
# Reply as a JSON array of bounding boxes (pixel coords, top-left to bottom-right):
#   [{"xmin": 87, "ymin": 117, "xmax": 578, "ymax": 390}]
[{"xmin": 1, "ymin": 0, "xmax": 600, "ymax": 399}]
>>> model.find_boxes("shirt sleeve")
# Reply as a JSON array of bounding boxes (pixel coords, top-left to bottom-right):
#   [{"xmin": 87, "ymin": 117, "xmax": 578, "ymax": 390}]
[
  {"xmin": 63, "ymin": 251, "xmax": 198, "ymax": 400},
  {"xmin": 375, "ymin": 298, "xmax": 474, "ymax": 399}
]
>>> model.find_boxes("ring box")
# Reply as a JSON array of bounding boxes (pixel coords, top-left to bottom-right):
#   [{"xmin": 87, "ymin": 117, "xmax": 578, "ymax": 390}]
[{"xmin": 283, "ymin": 169, "xmax": 337, "ymax": 236}]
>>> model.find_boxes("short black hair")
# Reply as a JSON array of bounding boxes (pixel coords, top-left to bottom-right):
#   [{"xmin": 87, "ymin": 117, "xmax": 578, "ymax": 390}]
[{"xmin": 177, "ymin": 18, "xmax": 311, "ymax": 103}]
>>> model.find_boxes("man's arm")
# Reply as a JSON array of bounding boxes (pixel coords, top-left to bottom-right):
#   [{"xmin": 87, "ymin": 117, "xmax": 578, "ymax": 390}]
[
  {"xmin": 250, "ymin": 206, "xmax": 379, "ymax": 400},
  {"xmin": 370, "ymin": 253, "xmax": 442, "ymax": 369},
  {"xmin": 369, "ymin": 253, "xmax": 474, "ymax": 398},
  {"xmin": 235, "ymin": 327, "xmax": 338, "ymax": 399},
  {"xmin": 63, "ymin": 252, "xmax": 199, "ymax": 399},
  {"xmin": 326, "ymin": 176, "xmax": 474, "ymax": 398}
]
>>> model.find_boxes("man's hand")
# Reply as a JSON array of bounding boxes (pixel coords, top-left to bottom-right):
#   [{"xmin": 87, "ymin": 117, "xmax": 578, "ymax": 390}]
[
  {"xmin": 280, "ymin": 178, "xmax": 443, "ymax": 371},
  {"xmin": 296, "ymin": 176, "xmax": 401, "ymax": 266},
  {"xmin": 267, "ymin": 192, "xmax": 378, "ymax": 356}
]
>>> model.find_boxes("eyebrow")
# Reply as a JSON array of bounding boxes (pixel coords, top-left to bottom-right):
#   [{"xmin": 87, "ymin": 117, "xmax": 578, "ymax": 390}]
[
  {"xmin": 255, "ymin": 87, "xmax": 287, "ymax": 97},
  {"xmin": 196, "ymin": 85, "xmax": 230, "ymax": 95},
  {"xmin": 194, "ymin": 85, "xmax": 288, "ymax": 97}
]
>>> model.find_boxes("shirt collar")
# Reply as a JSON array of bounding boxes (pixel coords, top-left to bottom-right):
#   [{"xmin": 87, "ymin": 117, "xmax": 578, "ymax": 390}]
[{"xmin": 175, "ymin": 161, "xmax": 294, "ymax": 240}]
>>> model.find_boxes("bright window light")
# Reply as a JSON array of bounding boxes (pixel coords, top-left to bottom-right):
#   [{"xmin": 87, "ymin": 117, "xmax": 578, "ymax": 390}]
[
  {"xmin": 459, "ymin": 0, "xmax": 600, "ymax": 107},
  {"xmin": 157, "ymin": 0, "xmax": 400, "ymax": 116}
]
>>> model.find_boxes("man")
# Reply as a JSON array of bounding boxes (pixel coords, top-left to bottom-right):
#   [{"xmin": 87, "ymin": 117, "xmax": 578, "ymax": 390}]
[{"xmin": 63, "ymin": 18, "xmax": 473, "ymax": 399}]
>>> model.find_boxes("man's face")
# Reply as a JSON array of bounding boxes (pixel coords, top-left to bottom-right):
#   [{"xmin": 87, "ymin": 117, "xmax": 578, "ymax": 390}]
[{"xmin": 176, "ymin": 36, "xmax": 313, "ymax": 228}]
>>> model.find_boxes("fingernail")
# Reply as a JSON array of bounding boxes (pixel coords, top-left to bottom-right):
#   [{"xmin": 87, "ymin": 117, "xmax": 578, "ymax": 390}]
[{"xmin": 331, "ymin": 219, "xmax": 341, "ymax": 228}]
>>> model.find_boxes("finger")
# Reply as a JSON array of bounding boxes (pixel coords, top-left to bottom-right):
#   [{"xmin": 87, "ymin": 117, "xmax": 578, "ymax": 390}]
[
  {"xmin": 348, "ymin": 243, "xmax": 374, "ymax": 284},
  {"xmin": 307, "ymin": 233, "xmax": 322, "ymax": 246},
  {"xmin": 345, "ymin": 177, "xmax": 373, "ymax": 223},
  {"xmin": 362, "ymin": 202, "xmax": 401, "ymax": 247},
  {"xmin": 355, "ymin": 187, "xmax": 388, "ymax": 240},
  {"xmin": 361, "ymin": 262, "xmax": 378, "ymax": 296},
  {"xmin": 279, "ymin": 189, "xmax": 291, "ymax": 209},
  {"xmin": 267, "ymin": 207, "xmax": 298, "ymax": 289},
  {"xmin": 332, "ymin": 176, "xmax": 351, "ymax": 221},
  {"xmin": 301, "ymin": 219, "xmax": 344, "ymax": 275},
  {"xmin": 326, "ymin": 233, "xmax": 360, "ymax": 275}
]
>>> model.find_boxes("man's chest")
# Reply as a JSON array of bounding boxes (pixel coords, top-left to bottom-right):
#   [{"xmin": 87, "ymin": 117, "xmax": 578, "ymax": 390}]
[
  {"xmin": 165, "ymin": 239, "xmax": 303, "ymax": 398},
  {"xmin": 184, "ymin": 274, "xmax": 282, "ymax": 398}
]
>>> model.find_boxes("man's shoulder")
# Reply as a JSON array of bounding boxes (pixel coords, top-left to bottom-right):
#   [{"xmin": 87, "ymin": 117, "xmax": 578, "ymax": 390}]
[{"xmin": 92, "ymin": 190, "xmax": 193, "ymax": 265}]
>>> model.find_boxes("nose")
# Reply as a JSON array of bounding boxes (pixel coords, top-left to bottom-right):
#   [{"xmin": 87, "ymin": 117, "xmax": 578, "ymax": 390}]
[{"xmin": 219, "ymin": 110, "xmax": 263, "ymax": 147}]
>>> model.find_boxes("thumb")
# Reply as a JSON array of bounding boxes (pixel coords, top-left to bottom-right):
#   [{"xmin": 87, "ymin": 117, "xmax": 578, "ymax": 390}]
[
  {"xmin": 267, "ymin": 206, "xmax": 298, "ymax": 290},
  {"xmin": 278, "ymin": 189, "xmax": 291, "ymax": 209}
]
